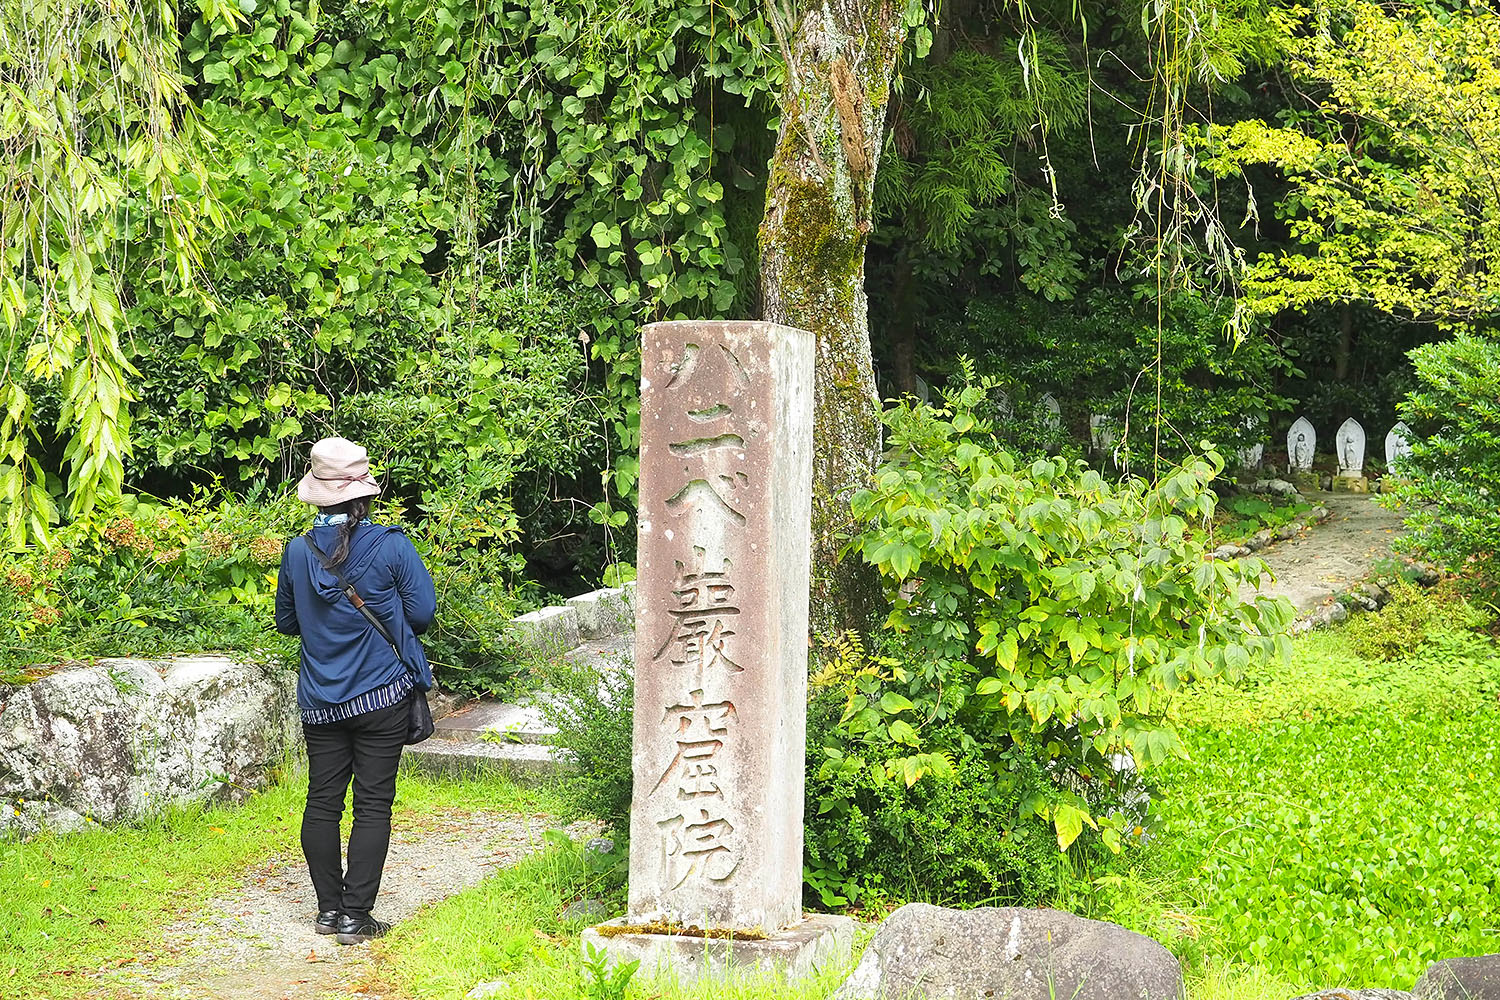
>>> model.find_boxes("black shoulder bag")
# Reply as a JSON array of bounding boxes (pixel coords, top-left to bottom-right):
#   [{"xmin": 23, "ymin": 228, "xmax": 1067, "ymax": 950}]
[{"xmin": 303, "ymin": 533, "xmax": 436, "ymax": 745}]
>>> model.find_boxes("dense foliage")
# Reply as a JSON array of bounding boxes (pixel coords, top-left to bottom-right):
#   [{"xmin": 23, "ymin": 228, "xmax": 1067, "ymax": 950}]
[
  {"xmin": 934, "ymin": 292, "xmax": 1295, "ymax": 471},
  {"xmin": 1208, "ymin": 1, "xmax": 1500, "ymax": 327},
  {"xmin": 5, "ymin": 0, "xmax": 788, "ymax": 591},
  {"xmin": 799, "ymin": 378, "xmax": 1294, "ymax": 906},
  {"xmin": 1, "ymin": 0, "xmax": 241, "ymax": 542},
  {"xmin": 1387, "ymin": 334, "xmax": 1500, "ymax": 589},
  {"xmin": 0, "ymin": 491, "xmax": 548, "ymax": 696}
]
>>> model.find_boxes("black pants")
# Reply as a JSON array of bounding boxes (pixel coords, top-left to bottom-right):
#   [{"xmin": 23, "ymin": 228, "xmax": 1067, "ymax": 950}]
[{"xmin": 301, "ymin": 698, "xmax": 407, "ymax": 920}]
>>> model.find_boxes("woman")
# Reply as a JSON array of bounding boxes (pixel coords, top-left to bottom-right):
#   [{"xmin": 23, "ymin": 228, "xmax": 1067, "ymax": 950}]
[{"xmin": 274, "ymin": 437, "xmax": 436, "ymax": 945}]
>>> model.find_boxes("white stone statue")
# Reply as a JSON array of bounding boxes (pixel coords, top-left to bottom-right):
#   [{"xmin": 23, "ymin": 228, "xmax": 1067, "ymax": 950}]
[
  {"xmin": 911, "ymin": 373, "xmax": 931, "ymax": 404},
  {"xmin": 1238, "ymin": 415, "xmax": 1264, "ymax": 470},
  {"xmin": 1287, "ymin": 416, "xmax": 1316, "ymax": 470},
  {"xmin": 1039, "ymin": 393, "xmax": 1062, "ymax": 442},
  {"xmin": 1336, "ymin": 417, "xmax": 1366, "ymax": 475},
  {"xmin": 1090, "ymin": 414, "xmax": 1117, "ymax": 453},
  {"xmin": 1386, "ymin": 421, "xmax": 1414, "ymax": 469}
]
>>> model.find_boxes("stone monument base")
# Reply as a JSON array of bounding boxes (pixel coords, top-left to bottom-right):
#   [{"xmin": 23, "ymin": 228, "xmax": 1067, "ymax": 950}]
[
  {"xmin": 1331, "ymin": 475, "xmax": 1369, "ymax": 493},
  {"xmin": 1287, "ymin": 470, "xmax": 1320, "ymax": 492},
  {"xmin": 581, "ymin": 914, "xmax": 856, "ymax": 983}
]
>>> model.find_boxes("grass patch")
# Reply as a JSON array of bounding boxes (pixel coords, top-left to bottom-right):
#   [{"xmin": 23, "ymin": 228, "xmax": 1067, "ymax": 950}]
[
  {"xmin": 0, "ymin": 763, "xmax": 564, "ymax": 1000},
  {"xmin": 372, "ymin": 833, "xmax": 860, "ymax": 1000},
  {"xmin": 1086, "ymin": 612, "xmax": 1500, "ymax": 991}
]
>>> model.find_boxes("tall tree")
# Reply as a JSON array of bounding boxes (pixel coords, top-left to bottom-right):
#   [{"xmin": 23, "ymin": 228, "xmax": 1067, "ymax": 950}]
[
  {"xmin": 1205, "ymin": 0, "xmax": 1500, "ymax": 328},
  {"xmin": 759, "ymin": 0, "xmax": 917, "ymax": 634}
]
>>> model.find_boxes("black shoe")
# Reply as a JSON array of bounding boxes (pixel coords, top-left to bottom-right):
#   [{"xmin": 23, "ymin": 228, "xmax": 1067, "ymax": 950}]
[
  {"xmin": 334, "ymin": 913, "xmax": 391, "ymax": 945},
  {"xmin": 314, "ymin": 910, "xmax": 341, "ymax": 935}
]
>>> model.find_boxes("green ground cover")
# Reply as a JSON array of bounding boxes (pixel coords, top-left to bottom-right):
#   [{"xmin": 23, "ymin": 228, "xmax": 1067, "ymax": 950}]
[
  {"xmin": 1084, "ymin": 616, "xmax": 1500, "ymax": 991},
  {"xmin": 5, "ymin": 597, "xmax": 1496, "ymax": 1000},
  {"xmin": 0, "ymin": 769, "xmax": 565, "ymax": 1000}
]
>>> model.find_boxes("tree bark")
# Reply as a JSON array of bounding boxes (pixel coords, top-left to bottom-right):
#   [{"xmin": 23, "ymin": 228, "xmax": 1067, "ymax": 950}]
[
  {"xmin": 759, "ymin": 0, "xmax": 907, "ymax": 638},
  {"xmin": 1334, "ymin": 303, "xmax": 1354, "ymax": 382}
]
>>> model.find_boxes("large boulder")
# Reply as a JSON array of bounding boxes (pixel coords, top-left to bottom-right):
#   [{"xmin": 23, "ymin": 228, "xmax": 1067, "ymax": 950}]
[
  {"xmin": 0, "ymin": 656, "xmax": 297, "ymax": 834},
  {"xmin": 1415, "ymin": 956, "xmax": 1500, "ymax": 999},
  {"xmin": 833, "ymin": 902, "xmax": 1183, "ymax": 1000}
]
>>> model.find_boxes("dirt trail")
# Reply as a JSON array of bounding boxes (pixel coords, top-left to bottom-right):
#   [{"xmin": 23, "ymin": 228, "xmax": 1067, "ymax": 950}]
[
  {"xmin": 93, "ymin": 809, "xmax": 595, "ymax": 1000},
  {"xmin": 1243, "ymin": 491, "xmax": 1407, "ymax": 612}
]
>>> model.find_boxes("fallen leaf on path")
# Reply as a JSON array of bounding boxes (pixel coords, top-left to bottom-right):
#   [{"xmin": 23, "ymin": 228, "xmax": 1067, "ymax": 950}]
[{"xmin": 306, "ymin": 950, "xmax": 318, "ymax": 962}]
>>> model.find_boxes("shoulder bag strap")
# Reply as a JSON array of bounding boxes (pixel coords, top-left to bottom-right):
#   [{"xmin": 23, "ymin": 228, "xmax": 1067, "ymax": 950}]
[{"xmin": 303, "ymin": 533, "xmax": 415, "ymax": 678}]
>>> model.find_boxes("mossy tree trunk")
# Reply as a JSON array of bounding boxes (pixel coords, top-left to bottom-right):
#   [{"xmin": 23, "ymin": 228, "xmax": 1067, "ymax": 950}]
[{"xmin": 759, "ymin": 0, "xmax": 907, "ymax": 638}]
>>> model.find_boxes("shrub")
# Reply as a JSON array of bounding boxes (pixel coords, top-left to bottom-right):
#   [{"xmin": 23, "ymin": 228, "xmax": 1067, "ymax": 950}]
[
  {"xmin": 0, "ymin": 489, "xmax": 306, "ymax": 680},
  {"xmin": 805, "ymin": 634, "xmax": 1081, "ymax": 908},
  {"xmin": 534, "ymin": 653, "xmax": 634, "ymax": 824},
  {"xmin": 838, "ymin": 372, "xmax": 1294, "ymax": 860},
  {"xmin": 1390, "ymin": 333, "xmax": 1500, "ymax": 592},
  {"xmin": 1, "ymin": 487, "xmax": 543, "ymax": 695},
  {"xmin": 1344, "ymin": 580, "xmax": 1487, "ymax": 662}
]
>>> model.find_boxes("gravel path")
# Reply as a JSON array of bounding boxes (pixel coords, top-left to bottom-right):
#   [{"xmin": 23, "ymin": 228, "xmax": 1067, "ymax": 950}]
[
  {"xmin": 93, "ymin": 807, "xmax": 597, "ymax": 1000},
  {"xmin": 1243, "ymin": 491, "xmax": 1407, "ymax": 612}
]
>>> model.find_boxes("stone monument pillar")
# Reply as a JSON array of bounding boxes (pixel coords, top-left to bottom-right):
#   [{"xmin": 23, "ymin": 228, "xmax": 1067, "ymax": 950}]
[
  {"xmin": 583, "ymin": 320, "xmax": 854, "ymax": 981},
  {"xmin": 1333, "ymin": 417, "xmax": 1369, "ymax": 492}
]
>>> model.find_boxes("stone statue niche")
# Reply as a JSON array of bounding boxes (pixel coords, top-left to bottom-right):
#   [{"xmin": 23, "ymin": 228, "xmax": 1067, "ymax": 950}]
[
  {"xmin": 1331, "ymin": 417, "xmax": 1370, "ymax": 493},
  {"xmin": 1090, "ymin": 414, "xmax": 1116, "ymax": 452},
  {"xmin": 1039, "ymin": 393, "xmax": 1062, "ymax": 444},
  {"xmin": 1386, "ymin": 421, "xmax": 1414, "ymax": 469},
  {"xmin": 1336, "ymin": 417, "xmax": 1366, "ymax": 475},
  {"xmin": 1238, "ymin": 415, "xmax": 1265, "ymax": 470},
  {"xmin": 1286, "ymin": 416, "xmax": 1316, "ymax": 471}
]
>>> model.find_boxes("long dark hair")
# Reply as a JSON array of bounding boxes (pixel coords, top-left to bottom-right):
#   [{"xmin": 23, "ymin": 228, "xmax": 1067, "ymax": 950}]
[{"xmin": 319, "ymin": 497, "xmax": 371, "ymax": 567}]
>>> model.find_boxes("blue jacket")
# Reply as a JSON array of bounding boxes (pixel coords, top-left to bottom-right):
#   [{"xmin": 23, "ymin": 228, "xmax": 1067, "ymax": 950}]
[{"xmin": 274, "ymin": 523, "xmax": 436, "ymax": 711}]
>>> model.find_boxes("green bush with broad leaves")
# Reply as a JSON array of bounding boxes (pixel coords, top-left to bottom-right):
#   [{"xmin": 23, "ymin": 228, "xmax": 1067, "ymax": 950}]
[
  {"xmin": 1388, "ymin": 333, "xmax": 1500, "ymax": 593},
  {"xmin": 805, "ymin": 632, "xmax": 1082, "ymax": 908},
  {"xmin": 835, "ymin": 370, "xmax": 1295, "ymax": 866}
]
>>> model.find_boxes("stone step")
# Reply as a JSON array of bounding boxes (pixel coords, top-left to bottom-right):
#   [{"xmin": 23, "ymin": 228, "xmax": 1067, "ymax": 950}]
[
  {"xmin": 566, "ymin": 631, "xmax": 634, "ymax": 670},
  {"xmin": 402, "ymin": 737, "xmax": 572, "ymax": 782},
  {"xmin": 432, "ymin": 700, "xmax": 557, "ymax": 745}
]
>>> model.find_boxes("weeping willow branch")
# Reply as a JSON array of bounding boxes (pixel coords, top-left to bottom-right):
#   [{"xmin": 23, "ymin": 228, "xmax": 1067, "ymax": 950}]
[{"xmin": 0, "ymin": 0, "xmax": 237, "ymax": 546}]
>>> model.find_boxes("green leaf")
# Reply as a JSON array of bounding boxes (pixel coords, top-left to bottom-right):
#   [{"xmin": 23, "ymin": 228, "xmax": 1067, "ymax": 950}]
[
  {"xmin": 879, "ymin": 691, "xmax": 915, "ymax": 714},
  {"xmin": 887, "ymin": 720, "xmax": 920, "ymax": 746}
]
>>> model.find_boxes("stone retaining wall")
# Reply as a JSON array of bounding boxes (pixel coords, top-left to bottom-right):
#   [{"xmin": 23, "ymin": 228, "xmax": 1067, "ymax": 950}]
[
  {"xmin": 507, "ymin": 581, "xmax": 636, "ymax": 654},
  {"xmin": 0, "ymin": 656, "xmax": 298, "ymax": 836},
  {"xmin": 2, "ymin": 582, "xmax": 636, "ymax": 835}
]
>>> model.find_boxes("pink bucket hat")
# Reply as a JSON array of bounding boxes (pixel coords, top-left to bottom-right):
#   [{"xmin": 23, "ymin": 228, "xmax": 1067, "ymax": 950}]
[{"xmin": 296, "ymin": 437, "xmax": 382, "ymax": 506}]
